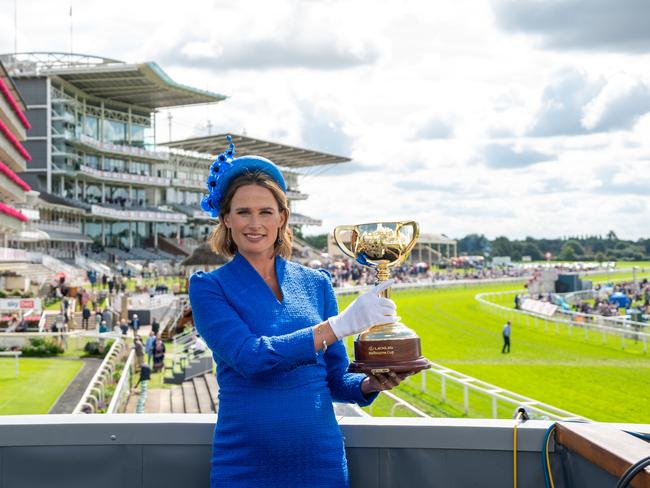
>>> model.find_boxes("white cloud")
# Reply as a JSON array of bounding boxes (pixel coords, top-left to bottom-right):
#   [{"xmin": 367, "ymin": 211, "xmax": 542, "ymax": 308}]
[{"xmin": 5, "ymin": 0, "xmax": 650, "ymax": 239}]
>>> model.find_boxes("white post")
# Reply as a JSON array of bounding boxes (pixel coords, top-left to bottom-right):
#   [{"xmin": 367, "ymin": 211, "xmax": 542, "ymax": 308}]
[
  {"xmin": 492, "ymin": 395, "xmax": 497, "ymax": 419},
  {"xmin": 421, "ymin": 370, "xmax": 427, "ymax": 393},
  {"xmin": 441, "ymin": 376, "xmax": 446, "ymax": 402}
]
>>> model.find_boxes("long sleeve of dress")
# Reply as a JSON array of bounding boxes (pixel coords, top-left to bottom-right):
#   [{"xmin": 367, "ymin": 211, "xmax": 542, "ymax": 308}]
[
  {"xmin": 321, "ymin": 272, "xmax": 379, "ymax": 407},
  {"xmin": 189, "ymin": 271, "xmax": 317, "ymax": 379}
]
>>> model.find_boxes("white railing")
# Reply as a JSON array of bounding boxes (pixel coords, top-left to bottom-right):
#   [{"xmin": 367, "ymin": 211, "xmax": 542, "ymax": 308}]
[
  {"xmin": 0, "ymin": 247, "xmax": 27, "ymax": 262},
  {"xmin": 106, "ymin": 349, "xmax": 135, "ymax": 414},
  {"xmin": 77, "ymin": 134, "xmax": 169, "ymax": 161},
  {"xmin": 73, "ymin": 338, "xmax": 129, "ymax": 414},
  {"xmin": 79, "ymin": 164, "xmax": 169, "ymax": 186},
  {"xmin": 90, "ymin": 204, "xmax": 187, "ymax": 223},
  {"xmin": 476, "ymin": 290, "xmax": 650, "ymax": 353},
  {"xmin": 35, "ymin": 221, "xmax": 82, "ymax": 234}
]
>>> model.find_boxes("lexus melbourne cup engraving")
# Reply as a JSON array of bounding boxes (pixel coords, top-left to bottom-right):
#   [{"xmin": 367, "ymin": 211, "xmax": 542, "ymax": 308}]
[{"xmin": 333, "ymin": 221, "xmax": 431, "ymax": 375}]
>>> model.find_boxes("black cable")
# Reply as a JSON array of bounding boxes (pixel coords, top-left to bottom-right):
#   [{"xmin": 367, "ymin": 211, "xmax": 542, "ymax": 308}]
[{"xmin": 615, "ymin": 456, "xmax": 650, "ymax": 488}]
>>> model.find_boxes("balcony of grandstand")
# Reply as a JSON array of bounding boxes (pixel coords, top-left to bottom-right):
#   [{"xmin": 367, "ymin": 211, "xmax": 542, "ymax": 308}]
[{"xmin": 0, "ymin": 59, "xmax": 32, "ymax": 250}]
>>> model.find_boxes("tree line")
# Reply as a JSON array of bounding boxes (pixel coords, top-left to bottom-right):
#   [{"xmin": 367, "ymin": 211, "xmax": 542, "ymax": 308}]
[
  {"xmin": 458, "ymin": 231, "xmax": 649, "ymax": 261},
  {"xmin": 299, "ymin": 230, "xmax": 650, "ymax": 262}
]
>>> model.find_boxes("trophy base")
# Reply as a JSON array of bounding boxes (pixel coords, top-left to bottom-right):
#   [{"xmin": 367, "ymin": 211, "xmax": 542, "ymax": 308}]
[
  {"xmin": 348, "ymin": 337, "xmax": 431, "ymax": 375},
  {"xmin": 348, "ymin": 357, "xmax": 431, "ymax": 375}
]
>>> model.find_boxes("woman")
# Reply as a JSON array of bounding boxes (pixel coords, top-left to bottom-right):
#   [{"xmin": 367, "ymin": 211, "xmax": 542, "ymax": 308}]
[
  {"xmin": 189, "ymin": 137, "xmax": 410, "ymax": 487},
  {"xmin": 152, "ymin": 335, "xmax": 166, "ymax": 372}
]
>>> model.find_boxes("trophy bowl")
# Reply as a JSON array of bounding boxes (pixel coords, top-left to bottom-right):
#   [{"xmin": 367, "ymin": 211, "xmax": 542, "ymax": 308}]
[{"xmin": 333, "ymin": 221, "xmax": 431, "ymax": 375}]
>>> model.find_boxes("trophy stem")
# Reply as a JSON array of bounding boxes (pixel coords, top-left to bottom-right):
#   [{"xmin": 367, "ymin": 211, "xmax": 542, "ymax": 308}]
[{"xmin": 375, "ymin": 264, "xmax": 391, "ymax": 298}]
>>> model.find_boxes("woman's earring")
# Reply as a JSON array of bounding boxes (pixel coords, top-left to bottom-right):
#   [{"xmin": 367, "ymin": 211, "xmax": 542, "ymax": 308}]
[{"xmin": 276, "ymin": 229, "xmax": 283, "ymax": 246}]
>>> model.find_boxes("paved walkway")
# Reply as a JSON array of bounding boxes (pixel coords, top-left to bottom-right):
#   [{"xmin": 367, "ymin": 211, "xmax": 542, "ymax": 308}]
[{"xmin": 48, "ymin": 357, "xmax": 102, "ymax": 414}]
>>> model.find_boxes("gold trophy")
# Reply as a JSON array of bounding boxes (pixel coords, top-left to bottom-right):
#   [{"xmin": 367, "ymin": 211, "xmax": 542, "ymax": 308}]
[{"xmin": 333, "ymin": 221, "xmax": 431, "ymax": 375}]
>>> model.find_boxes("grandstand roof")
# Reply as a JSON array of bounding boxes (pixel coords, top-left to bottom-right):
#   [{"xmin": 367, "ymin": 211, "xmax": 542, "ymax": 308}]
[
  {"xmin": 0, "ymin": 52, "xmax": 226, "ymax": 109},
  {"xmin": 163, "ymin": 134, "xmax": 351, "ymax": 168},
  {"xmin": 419, "ymin": 233, "xmax": 457, "ymax": 245}
]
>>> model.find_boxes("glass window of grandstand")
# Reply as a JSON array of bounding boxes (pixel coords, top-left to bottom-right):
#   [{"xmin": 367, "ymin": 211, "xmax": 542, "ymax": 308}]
[
  {"xmin": 130, "ymin": 160, "xmax": 150, "ymax": 176},
  {"xmin": 183, "ymin": 191, "xmax": 201, "ymax": 206},
  {"xmin": 133, "ymin": 222, "xmax": 148, "ymax": 248},
  {"xmin": 103, "ymin": 119, "xmax": 127, "ymax": 145},
  {"xmin": 109, "ymin": 222, "xmax": 129, "ymax": 249},
  {"xmin": 86, "ymin": 184, "xmax": 102, "ymax": 204},
  {"xmin": 130, "ymin": 124, "xmax": 146, "ymax": 148},
  {"xmin": 106, "ymin": 186, "xmax": 129, "ymax": 208},
  {"xmin": 85, "ymin": 221, "xmax": 102, "ymax": 246},
  {"xmin": 84, "ymin": 115, "xmax": 99, "ymax": 140},
  {"xmin": 105, "ymin": 158, "xmax": 126, "ymax": 173},
  {"xmin": 157, "ymin": 223, "xmax": 178, "ymax": 239},
  {"xmin": 133, "ymin": 188, "xmax": 146, "ymax": 207},
  {"xmin": 84, "ymin": 154, "xmax": 99, "ymax": 170}
]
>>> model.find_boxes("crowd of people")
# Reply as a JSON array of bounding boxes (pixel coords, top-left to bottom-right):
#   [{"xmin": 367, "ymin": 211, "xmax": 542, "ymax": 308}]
[{"xmin": 323, "ymin": 258, "xmax": 538, "ymax": 288}]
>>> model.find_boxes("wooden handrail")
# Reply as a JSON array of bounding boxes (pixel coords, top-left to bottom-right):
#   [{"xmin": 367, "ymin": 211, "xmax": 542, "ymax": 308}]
[{"xmin": 556, "ymin": 422, "xmax": 650, "ymax": 488}]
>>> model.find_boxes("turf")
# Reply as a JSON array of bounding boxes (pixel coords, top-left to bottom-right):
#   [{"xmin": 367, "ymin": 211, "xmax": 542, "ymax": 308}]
[
  {"xmin": 338, "ymin": 272, "xmax": 650, "ymax": 422},
  {"xmin": 0, "ymin": 357, "xmax": 84, "ymax": 415}
]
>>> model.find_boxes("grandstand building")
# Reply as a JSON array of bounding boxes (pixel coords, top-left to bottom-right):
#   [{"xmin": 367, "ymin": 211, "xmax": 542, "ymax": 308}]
[
  {"xmin": 0, "ymin": 59, "xmax": 32, "ymax": 249},
  {"xmin": 0, "ymin": 53, "xmax": 349, "ymax": 262},
  {"xmin": 163, "ymin": 134, "xmax": 350, "ymax": 256}
]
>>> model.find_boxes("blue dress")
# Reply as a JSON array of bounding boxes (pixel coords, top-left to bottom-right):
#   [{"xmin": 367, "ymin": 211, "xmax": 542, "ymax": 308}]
[{"xmin": 189, "ymin": 253, "xmax": 377, "ymax": 487}]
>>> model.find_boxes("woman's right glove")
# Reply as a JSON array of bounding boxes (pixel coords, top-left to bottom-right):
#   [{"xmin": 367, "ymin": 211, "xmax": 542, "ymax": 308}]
[{"xmin": 328, "ymin": 279, "xmax": 398, "ymax": 339}]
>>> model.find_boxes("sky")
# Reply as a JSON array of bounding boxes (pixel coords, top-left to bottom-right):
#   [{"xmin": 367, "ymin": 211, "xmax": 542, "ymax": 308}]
[{"xmin": 2, "ymin": 0, "xmax": 650, "ymax": 240}]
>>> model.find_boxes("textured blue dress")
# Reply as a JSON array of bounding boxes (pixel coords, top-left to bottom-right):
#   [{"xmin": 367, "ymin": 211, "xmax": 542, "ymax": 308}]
[{"xmin": 189, "ymin": 253, "xmax": 378, "ymax": 487}]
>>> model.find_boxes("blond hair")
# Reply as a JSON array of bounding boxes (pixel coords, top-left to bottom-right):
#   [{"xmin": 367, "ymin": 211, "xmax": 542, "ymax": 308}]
[{"xmin": 209, "ymin": 171, "xmax": 292, "ymax": 259}]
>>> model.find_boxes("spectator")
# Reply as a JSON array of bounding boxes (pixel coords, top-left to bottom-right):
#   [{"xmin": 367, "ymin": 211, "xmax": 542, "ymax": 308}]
[
  {"xmin": 152, "ymin": 336, "xmax": 165, "ymax": 373},
  {"xmin": 119, "ymin": 319, "xmax": 128, "ymax": 336},
  {"xmin": 130, "ymin": 314, "xmax": 141, "ymax": 336},
  {"xmin": 99, "ymin": 320, "xmax": 108, "ymax": 334},
  {"xmin": 61, "ymin": 297, "xmax": 70, "ymax": 325},
  {"xmin": 133, "ymin": 363, "xmax": 151, "ymax": 391},
  {"xmin": 145, "ymin": 331, "xmax": 156, "ymax": 366},
  {"xmin": 133, "ymin": 336, "xmax": 145, "ymax": 366},
  {"xmin": 82, "ymin": 305, "xmax": 91, "ymax": 330},
  {"xmin": 94, "ymin": 310, "xmax": 103, "ymax": 331},
  {"xmin": 151, "ymin": 317, "xmax": 160, "ymax": 336},
  {"xmin": 502, "ymin": 320, "xmax": 511, "ymax": 354},
  {"xmin": 102, "ymin": 308, "xmax": 113, "ymax": 331}
]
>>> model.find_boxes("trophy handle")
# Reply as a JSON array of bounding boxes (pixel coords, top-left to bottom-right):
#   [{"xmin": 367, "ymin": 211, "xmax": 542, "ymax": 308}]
[
  {"xmin": 399, "ymin": 220, "xmax": 420, "ymax": 255},
  {"xmin": 333, "ymin": 225, "xmax": 358, "ymax": 260}
]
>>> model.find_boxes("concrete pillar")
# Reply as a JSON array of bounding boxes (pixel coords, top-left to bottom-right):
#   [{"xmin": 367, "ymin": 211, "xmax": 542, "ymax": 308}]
[
  {"xmin": 177, "ymin": 223, "xmax": 182, "ymax": 243},
  {"xmin": 74, "ymin": 178, "xmax": 79, "ymax": 200},
  {"xmin": 153, "ymin": 222, "xmax": 158, "ymax": 247},
  {"xmin": 59, "ymin": 176, "xmax": 64, "ymax": 196},
  {"xmin": 101, "ymin": 221, "xmax": 106, "ymax": 247},
  {"xmin": 101, "ymin": 182, "xmax": 105, "ymax": 204},
  {"xmin": 128, "ymin": 221, "xmax": 133, "ymax": 249}
]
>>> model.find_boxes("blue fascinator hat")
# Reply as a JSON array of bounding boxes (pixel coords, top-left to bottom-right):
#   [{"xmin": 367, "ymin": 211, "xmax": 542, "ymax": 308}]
[{"xmin": 200, "ymin": 135, "xmax": 287, "ymax": 217}]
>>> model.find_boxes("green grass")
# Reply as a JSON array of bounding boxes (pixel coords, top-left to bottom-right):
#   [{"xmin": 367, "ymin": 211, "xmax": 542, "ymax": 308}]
[
  {"xmin": 338, "ymin": 278, "xmax": 650, "ymax": 422},
  {"xmin": 0, "ymin": 357, "xmax": 83, "ymax": 415}
]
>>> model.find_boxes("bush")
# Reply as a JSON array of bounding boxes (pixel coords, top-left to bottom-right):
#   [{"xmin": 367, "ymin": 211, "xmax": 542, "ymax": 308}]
[
  {"xmin": 21, "ymin": 290, "xmax": 34, "ymax": 298},
  {"xmin": 83, "ymin": 340, "xmax": 113, "ymax": 358},
  {"xmin": 21, "ymin": 337, "xmax": 64, "ymax": 357},
  {"xmin": 0, "ymin": 290, "xmax": 6, "ymax": 298}
]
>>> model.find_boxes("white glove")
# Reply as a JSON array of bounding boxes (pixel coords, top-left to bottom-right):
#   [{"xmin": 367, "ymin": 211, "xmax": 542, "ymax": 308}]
[{"xmin": 329, "ymin": 279, "xmax": 398, "ymax": 340}]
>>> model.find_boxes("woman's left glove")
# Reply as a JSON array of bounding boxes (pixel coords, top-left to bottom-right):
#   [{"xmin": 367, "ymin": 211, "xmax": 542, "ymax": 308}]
[{"xmin": 328, "ymin": 280, "xmax": 398, "ymax": 339}]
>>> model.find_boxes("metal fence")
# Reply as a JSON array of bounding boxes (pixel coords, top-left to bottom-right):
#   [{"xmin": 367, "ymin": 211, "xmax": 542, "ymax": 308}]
[
  {"xmin": 72, "ymin": 338, "xmax": 129, "ymax": 414},
  {"xmin": 476, "ymin": 290, "xmax": 649, "ymax": 353}
]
